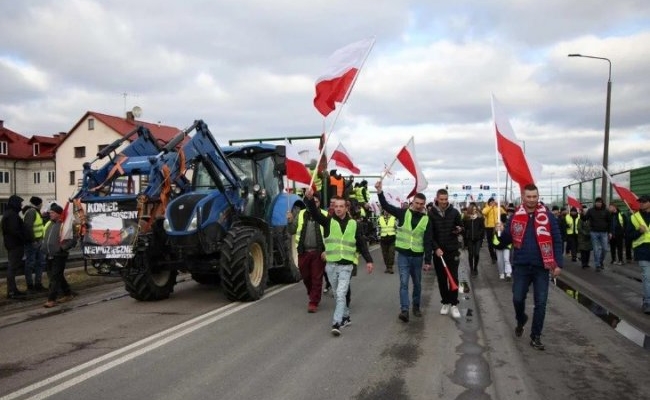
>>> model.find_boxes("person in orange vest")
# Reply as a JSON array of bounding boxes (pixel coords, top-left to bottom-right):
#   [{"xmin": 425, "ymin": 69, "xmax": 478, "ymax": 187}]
[{"xmin": 328, "ymin": 169, "xmax": 345, "ymax": 200}]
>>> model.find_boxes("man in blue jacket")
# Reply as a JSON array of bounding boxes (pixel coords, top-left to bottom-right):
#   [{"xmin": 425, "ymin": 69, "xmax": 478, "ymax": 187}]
[{"xmin": 495, "ymin": 184, "xmax": 563, "ymax": 350}]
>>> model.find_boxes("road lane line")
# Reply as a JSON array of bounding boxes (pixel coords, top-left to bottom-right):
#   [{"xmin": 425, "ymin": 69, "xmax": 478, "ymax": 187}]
[{"xmin": 1, "ymin": 284, "xmax": 294, "ymax": 400}]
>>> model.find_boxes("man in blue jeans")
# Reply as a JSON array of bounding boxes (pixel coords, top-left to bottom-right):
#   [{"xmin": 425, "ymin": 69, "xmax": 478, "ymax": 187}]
[
  {"xmin": 304, "ymin": 189, "xmax": 374, "ymax": 336},
  {"xmin": 376, "ymin": 181, "xmax": 432, "ymax": 323},
  {"xmin": 495, "ymin": 184, "xmax": 563, "ymax": 350},
  {"xmin": 584, "ymin": 197, "xmax": 610, "ymax": 272},
  {"xmin": 627, "ymin": 194, "xmax": 650, "ymax": 314}
]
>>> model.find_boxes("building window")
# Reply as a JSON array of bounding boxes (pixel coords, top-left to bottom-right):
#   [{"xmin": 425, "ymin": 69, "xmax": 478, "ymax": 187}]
[
  {"xmin": 74, "ymin": 146, "xmax": 86, "ymax": 158},
  {"xmin": 0, "ymin": 171, "xmax": 9, "ymax": 183},
  {"xmin": 69, "ymin": 171, "xmax": 75, "ymax": 185},
  {"xmin": 33, "ymin": 143, "xmax": 40, "ymax": 156},
  {"xmin": 48, "ymin": 171, "xmax": 55, "ymax": 183},
  {"xmin": 33, "ymin": 172, "xmax": 41, "ymax": 184},
  {"xmin": 0, "ymin": 141, "xmax": 7, "ymax": 155},
  {"xmin": 88, "ymin": 118, "xmax": 95, "ymax": 130}
]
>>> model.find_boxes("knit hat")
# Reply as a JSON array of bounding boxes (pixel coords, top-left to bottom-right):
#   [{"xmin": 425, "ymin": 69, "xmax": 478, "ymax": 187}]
[
  {"xmin": 49, "ymin": 203, "xmax": 64, "ymax": 214},
  {"xmin": 551, "ymin": 205, "xmax": 560, "ymax": 211},
  {"xmin": 637, "ymin": 194, "xmax": 650, "ymax": 203},
  {"xmin": 570, "ymin": 207, "xmax": 578, "ymax": 212},
  {"xmin": 29, "ymin": 196, "xmax": 43, "ymax": 206}
]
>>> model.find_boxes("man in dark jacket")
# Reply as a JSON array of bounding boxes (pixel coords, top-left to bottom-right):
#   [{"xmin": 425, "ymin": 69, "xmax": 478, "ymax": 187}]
[
  {"xmin": 2, "ymin": 195, "xmax": 27, "ymax": 299},
  {"xmin": 584, "ymin": 197, "xmax": 610, "ymax": 272},
  {"xmin": 495, "ymin": 184, "xmax": 563, "ymax": 350},
  {"xmin": 428, "ymin": 188, "xmax": 464, "ymax": 319}
]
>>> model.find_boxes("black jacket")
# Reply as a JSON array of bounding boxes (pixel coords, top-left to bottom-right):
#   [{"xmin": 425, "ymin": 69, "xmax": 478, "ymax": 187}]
[
  {"xmin": 429, "ymin": 203, "xmax": 463, "ymax": 258},
  {"xmin": 585, "ymin": 206, "xmax": 610, "ymax": 233},
  {"xmin": 1, "ymin": 195, "xmax": 27, "ymax": 251}
]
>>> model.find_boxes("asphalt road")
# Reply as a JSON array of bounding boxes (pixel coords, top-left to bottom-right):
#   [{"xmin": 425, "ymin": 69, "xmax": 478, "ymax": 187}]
[{"xmin": 0, "ymin": 246, "xmax": 648, "ymax": 400}]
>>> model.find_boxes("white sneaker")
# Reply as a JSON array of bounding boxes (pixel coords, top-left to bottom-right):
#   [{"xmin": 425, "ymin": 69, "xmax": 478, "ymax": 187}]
[
  {"xmin": 451, "ymin": 305, "xmax": 461, "ymax": 319},
  {"xmin": 499, "ymin": 273, "xmax": 505, "ymax": 280},
  {"xmin": 440, "ymin": 304, "xmax": 450, "ymax": 315}
]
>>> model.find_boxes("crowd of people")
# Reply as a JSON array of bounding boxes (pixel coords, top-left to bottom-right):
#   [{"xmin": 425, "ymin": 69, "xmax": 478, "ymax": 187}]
[
  {"xmin": 2, "ymin": 196, "xmax": 78, "ymax": 307},
  {"xmin": 292, "ymin": 176, "xmax": 650, "ymax": 349}
]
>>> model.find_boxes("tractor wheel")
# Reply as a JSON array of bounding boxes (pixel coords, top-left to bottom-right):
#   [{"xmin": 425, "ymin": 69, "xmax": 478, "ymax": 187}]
[
  {"xmin": 220, "ymin": 226, "xmax": 268, "ymax": 301},
  {"xmin": 268, "ymin": 225, "xmax": 301, "ymax": 284},
  {"xmin": 122, "ymin": 254, "xmax": 177, "ymax": 301},
  {"xmin": 191, "ymin": 273, "xmax": 221, "ymax": 285}
]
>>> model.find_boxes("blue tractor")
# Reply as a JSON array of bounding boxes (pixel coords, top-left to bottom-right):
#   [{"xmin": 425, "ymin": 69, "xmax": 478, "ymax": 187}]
[{"xmin": 77, "ymin": 120, "xmax": 304, "ymax": 301}]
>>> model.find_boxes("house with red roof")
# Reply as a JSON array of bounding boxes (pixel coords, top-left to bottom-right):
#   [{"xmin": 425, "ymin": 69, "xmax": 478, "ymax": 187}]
[
  {"xmin": 0, "ymin": 120, "xmax": 62, "ymax": 212},
  {"xmin": 54, "ymin": 111, "xmax": 180, "ymax": 205}
]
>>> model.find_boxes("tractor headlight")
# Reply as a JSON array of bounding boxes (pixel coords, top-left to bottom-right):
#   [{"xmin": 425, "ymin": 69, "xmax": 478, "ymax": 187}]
[
  {"xmin": 163, "ymin": 218, "xmax": 171, "ymax": 232},
  {"xmin": 189, "ymin": 216, "xmax": 198, "ymax": 231},
  {"xmin": 258, "ymin": 188, "xmax": 267, "ymax": 199},
  {"xmin": 253, "ymin": 184, "xmax": 261, "ymax": 193}
]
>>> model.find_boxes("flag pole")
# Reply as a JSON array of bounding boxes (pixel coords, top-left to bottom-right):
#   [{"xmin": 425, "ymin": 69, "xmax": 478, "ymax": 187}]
[{"xmin": 490, "ymin": 94, "xmax": 502, "ymax": 229}]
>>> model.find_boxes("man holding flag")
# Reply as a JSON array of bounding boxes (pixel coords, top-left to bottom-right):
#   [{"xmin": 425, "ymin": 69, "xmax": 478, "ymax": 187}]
[
  {"xmin": 375, "ymin": 180, "xmax": 432, "ymax": 323},
  {"xmin": 42, "ymin": 203, "xmax": 78, "ymax": 308},
  {"xmin": 494, "ymin": 184, "xmax": 563, "ymax": 350}
]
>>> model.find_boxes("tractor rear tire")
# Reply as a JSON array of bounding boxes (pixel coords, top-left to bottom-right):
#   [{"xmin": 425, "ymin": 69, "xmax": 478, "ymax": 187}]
[
  {"xmin": 122, "ymin": 255, "xmax": 177, "ymax": 301},
  {"xmin": 220, "ymin": 226, "xmax": 268, "ymax": 301}
]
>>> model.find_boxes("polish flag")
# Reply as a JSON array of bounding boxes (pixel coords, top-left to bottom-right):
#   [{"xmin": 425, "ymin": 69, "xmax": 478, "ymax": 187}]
[
  {"xmin": 330, "ymin": 142, "xmax": 360, "ymax": 174},
  {"xmin": 396, "ymin": 137, "xmax": 428, "ymax": 198},
  {"xmin": 313, "ymin": 38, "xmax": 374, "ymax": 117},
  {"xmin": 60, "ymin": 202, "xmax": 74, "ymax": 243},
  {"xmin": 603, "ymin": 168, "xmax": 640, "ymax": 211},
  {"xmin": 491, "ymin": 94, "xmax": 537, "ymax": 190},
  {"xmin": 284, "ymin": 140, "xmax": 313, "ymax": 186},
  {"xmin": 566, "ymin": 189, "xmax": 582, "ymax": 210}
]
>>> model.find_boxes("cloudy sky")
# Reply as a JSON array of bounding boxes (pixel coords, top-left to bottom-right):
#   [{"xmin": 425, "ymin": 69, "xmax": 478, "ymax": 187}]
[{"xmin": 1, "ymin": 0, "xmax": 649, "ymax": 203}]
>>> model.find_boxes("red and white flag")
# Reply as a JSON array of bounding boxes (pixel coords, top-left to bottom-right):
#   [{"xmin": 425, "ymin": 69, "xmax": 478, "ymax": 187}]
[
  {"xmin": 284, "ymin": 140, "xmax": 313, "ymax": 186},
  {"xmin": 603, "ymin": 168, "xmax": 640, "ymax": 211},
  {"xmin": 396, "ymin": 137, "xmax": 428, "ymax": 198},
  {"xmin": 330, "ymin": 142, "xmax": 360, "ymax": 174},
  {"xmin": 491, "ymin": 94, "xmax": 538, "ymax": 190},
  {"xmin": 383, "ymin": 189, "xmax": 403, "ymax": 208},
  {"xmin": 566, "ymin": 189, "xmax": 582, "ymax": 210},
  {"xmin": 60, "ymin": 202, "xmax": 74, "ymax": 243},
  {"xmin": 313, "ymin": 38, "xmax": 374, "ymax": 117}
]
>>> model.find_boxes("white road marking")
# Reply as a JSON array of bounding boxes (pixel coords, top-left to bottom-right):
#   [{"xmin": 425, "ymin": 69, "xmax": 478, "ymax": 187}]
[{"xmin": 1, "ymin": 284, "xmax": 294, "ymax": 400}]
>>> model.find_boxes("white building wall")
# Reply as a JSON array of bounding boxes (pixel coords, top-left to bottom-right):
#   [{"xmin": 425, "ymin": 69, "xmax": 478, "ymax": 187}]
[{"xmin": 55, "ymin": 116, "xmax": 123, "ymax": 205}]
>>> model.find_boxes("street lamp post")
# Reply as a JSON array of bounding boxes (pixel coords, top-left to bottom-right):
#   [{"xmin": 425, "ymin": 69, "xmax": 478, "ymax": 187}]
[{"xmin": 568, "ymin": 53, "xmax": 612, "ymax": 203}]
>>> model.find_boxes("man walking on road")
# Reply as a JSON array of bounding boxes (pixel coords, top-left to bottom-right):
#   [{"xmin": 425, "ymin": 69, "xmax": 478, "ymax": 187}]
[
  {"xmin": 627, "ymin": 194, "xmax": 650, "ymax": 314},
  {"xmin": 495, "ymin": 184, "xmax": 563, "ymax": 350},
  {"xmin": 287, "ymin": 192, "xmax": 327, "ymax": 313},
  {"xmin": 482, "ymin": 198, "xmax": 501, "ymax": 264},
  {"xmin": 377, "ymin": 210, "xmax": 397, "ymax": 274},
  {"xmin": 304, "ymin": 188, "xmax": 373, "ymax": 336},
  {"xmin": 584, "ymin": 197, "xmax": 610, "ymax": 272},
  {"xmin": 428, "ymin": 188, "xmax": 464, "ymax": 319},
  {"xmin": 376, "ymin": 181, "xmax": 432, "ymax": 323}
]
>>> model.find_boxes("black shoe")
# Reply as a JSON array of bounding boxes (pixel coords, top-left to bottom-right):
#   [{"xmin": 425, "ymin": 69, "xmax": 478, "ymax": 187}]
[
  {"xmin": 341, "ymin": 316, "xmax": 352, "ymax": 327},
  {"xmin": 412, "ymin": 307, "xmax": 422, "ymax": 318},
  {"xmin": 7, "ymin": 291, "xmax": 27, "ymax": 299},
  {"xmin": 530, "ymin": 336, "xmax": 545, "ymax": 350},
  {"xmin": 471, "ymin": 269, "xmax": 478, "ymax": 277},
  {"xmin": 515, "ymin": 314, "xmax": 528, "ymax": 337},
  {"xmin": 331, "ymin": 323, "xmax": 342, "ymax": 336},
  {"xmin": 398, "ymin": 310, "xmax": 409, "ymax": 323},
  {"xmin": 571, "ymin": 258, "xmax": 577, "ymax": 262}
]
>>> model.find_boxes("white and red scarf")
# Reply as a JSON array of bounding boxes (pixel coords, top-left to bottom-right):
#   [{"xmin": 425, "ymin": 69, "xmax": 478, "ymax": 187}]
[{"xmin": 510, "ymin": 203, "xmax": 558, "ymax": 271}]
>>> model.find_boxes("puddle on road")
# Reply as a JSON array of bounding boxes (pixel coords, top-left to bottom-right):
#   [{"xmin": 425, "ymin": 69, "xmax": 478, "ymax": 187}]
[{"xmin": 555, "ymin": 278, "xmax": 649, "ymax": 350}]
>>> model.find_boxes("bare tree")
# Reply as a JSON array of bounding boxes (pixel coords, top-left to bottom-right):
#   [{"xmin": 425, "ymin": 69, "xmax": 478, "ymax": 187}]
[{"xmin": 570, "ymin": 157, "xmax": 601, "ymax": 182}]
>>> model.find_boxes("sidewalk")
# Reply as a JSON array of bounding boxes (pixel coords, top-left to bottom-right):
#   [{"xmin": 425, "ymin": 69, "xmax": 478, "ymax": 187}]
[{"xmin": 555, "ymin": 256, "xmax": 650, "ymax": 349}]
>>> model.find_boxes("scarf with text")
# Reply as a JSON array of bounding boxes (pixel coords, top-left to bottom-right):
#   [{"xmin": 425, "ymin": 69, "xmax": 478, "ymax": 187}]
[{"xmin": 510, "ymin": 203, "xmax": 558, "ymax": 271}]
